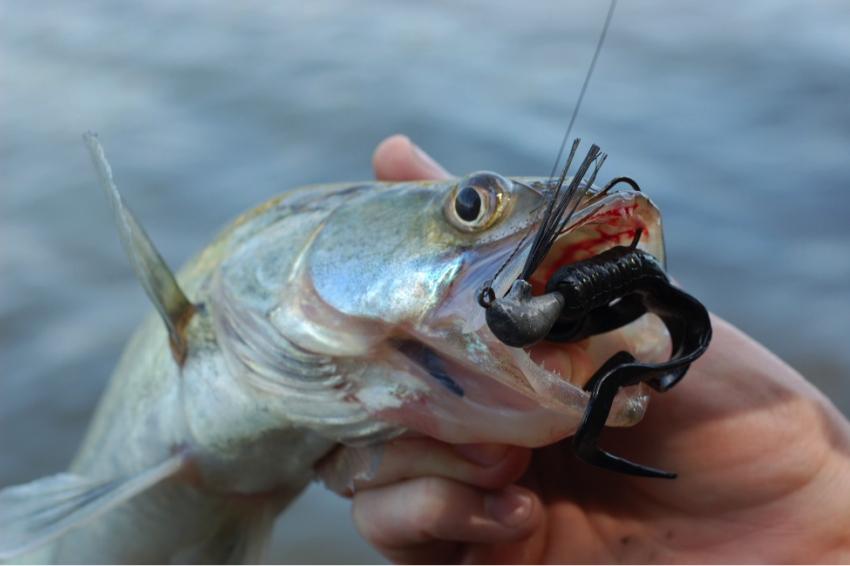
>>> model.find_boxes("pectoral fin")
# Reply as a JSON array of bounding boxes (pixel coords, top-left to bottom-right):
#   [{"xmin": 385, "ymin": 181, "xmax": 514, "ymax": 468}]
[
  {"xmin": 83, "ymin": 132, "xmax": 195, "ymax": 365},
  {"xmin": 0, "ymin": 454, "xmax": 186, "ymax": 560}
]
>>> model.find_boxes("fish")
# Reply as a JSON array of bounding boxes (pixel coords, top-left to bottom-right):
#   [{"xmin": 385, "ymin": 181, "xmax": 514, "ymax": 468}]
[{"xmin": 0, "ymin": 133, "xmax": 674, "ymax": 563}]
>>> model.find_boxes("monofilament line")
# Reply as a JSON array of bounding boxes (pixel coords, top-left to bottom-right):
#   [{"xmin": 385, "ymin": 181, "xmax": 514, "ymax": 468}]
[{"xmin": 547, "ymin": 0, "xmax": 618, "ymax": 183}]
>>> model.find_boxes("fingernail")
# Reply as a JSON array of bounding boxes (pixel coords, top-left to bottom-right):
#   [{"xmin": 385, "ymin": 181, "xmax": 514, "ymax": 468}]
[
  {"xmin": 410, "ymin": 141, "xmax": 450, "ymax": 178},
  {"xmin": 485, "ymin": 487, "xmax": 533, "ymax": 527},
  {"xmin": 455, "ymin": 444, "xmax": 510, "ymax": 467}
]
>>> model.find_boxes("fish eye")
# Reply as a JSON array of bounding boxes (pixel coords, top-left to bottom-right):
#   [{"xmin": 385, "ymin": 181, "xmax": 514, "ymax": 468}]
[
  {"xmin": 446, "ymin": 172, "xmax": 508, "ymax": 232},
  {"xmin": 455, "ymin": 187, "xmax": 482, "ymax": 222}
]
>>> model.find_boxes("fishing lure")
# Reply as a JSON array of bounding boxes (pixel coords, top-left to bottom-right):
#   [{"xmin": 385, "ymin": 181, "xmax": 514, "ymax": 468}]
[
  {"xmin": 480, "ymin": 140, "xmax": 712, "ymax": 478},
  {"xmin": 474, "ymin": 0, "xmax": 712, "ymax": 478}
]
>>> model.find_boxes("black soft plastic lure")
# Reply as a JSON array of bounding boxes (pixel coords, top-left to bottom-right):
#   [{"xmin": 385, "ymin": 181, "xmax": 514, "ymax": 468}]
[{"xmin": 479, "ymin": 141, "xmax": 712, "ymax": 479}]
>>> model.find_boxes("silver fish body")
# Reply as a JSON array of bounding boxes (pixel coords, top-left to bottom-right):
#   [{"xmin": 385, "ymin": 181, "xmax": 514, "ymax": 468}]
[{"xmin": 1, "ymin": 160, "xmax": 671, "ymax": 563}]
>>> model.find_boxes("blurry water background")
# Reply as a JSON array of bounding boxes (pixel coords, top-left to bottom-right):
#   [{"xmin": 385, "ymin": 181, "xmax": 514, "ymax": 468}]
[{"xmin": 2, "ymin": 1, "xmax": 849, "ymax": 563}]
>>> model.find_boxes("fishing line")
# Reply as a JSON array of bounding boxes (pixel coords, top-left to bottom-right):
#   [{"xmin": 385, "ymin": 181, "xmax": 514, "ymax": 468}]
[
  {"xmin": 479, "ymin": 0, "xmax": 618, "ymax": 303},
  {"xmin": 547, "ymin": 0, "xmax": 618, "ymax": 183}
]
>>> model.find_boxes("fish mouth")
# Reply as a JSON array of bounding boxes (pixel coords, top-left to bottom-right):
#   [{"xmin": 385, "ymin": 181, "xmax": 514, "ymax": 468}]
[
  {"xmin": 448, "ymin": 185, "xmax": 666, "ymax": 423},
  {"xmin": 488, "ymin": 299, "xmax": 654, "ymax": 427},
  {"xmin": 521, "ymin": 212, "xmax": 645, "ymax": 381}
]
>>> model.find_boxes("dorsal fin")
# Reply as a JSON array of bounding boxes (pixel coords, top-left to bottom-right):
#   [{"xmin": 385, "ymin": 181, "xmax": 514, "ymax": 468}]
[{"xmin": 83, "ymin": 132, "xmax": 195, "ymax": 365}]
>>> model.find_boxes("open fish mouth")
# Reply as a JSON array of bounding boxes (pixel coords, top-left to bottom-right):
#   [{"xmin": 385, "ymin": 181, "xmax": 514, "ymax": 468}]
[
  {"xmin": 444, "ymin": 182, "xmax": 669, "ymax": 427},
  {"xmin": 520, "ymin": 209, "xmax": 654, "ymax": 387},
  {"xmin": 501, "ymin": 227, "xmax": 663, "ymax": 418}
]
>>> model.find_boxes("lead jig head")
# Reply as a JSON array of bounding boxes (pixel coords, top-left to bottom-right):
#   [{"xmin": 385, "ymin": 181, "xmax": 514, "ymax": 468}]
[{"xmin": 481, "ymin": 280, "xmax": 564, "ymax": 348}]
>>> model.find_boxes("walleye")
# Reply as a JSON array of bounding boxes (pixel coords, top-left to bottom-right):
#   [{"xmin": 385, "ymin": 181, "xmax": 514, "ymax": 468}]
[{"xmin": 0, "ymin": 134, "xmax": 703, "ymax": 563}]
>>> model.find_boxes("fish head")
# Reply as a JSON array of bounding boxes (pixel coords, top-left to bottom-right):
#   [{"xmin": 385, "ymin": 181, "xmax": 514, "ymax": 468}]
[
  {"xmin": 301, "ymin": 172, "xmax": 671, "ymax": 446},
  {"xmin": 214, "ymin": 173, "xmax": 670, "ymax": 447}
]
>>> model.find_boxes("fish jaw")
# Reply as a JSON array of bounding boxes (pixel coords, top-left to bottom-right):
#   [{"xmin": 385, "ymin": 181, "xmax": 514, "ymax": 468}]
[{"xmin": 359, "ymin": 314, "xmax": 662, "ymax": 448}]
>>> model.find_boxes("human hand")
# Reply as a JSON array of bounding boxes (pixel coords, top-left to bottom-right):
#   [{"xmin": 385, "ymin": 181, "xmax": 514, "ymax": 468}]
[{"xmin": 351, "ymin": 135, "xmax": 850, "ymax": 564}]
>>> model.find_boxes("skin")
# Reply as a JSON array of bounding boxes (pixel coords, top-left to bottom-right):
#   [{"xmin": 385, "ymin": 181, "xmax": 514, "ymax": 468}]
[{"xmin": 345, "ymin": 135, "xmax": 850, "ymax": 564}]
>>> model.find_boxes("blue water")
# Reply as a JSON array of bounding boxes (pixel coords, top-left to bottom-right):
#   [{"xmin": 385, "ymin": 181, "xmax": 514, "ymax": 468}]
[{"xmin": 2, "ymin": 1, "xmax": 849, "ymax": 563}]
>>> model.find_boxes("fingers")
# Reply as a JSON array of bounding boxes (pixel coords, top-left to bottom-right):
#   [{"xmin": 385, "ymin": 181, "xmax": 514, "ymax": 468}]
[
  {"xmin": 343, "ymin": 438, "xmax": 531, "ymax": 495},
  {"xmin": 353, "ymin": 479, "xmax": 541, "ymax": 564},
  {"xmin": 349, "ymin": 438, "xmax": 540, "ymax": 563},
  {"xmin": 373, "ymin": 135, "xmax": 451, "ymax": 181}
]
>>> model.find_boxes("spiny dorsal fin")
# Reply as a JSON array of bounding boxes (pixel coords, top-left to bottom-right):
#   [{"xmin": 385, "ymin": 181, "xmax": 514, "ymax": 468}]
[
  {"xmin": 83, "ymin": 132, "xmax": 195, "ymax": 365},
  {"xmin": 0, "ymin": 453, "xmax": 187, "ymax": 560}
]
